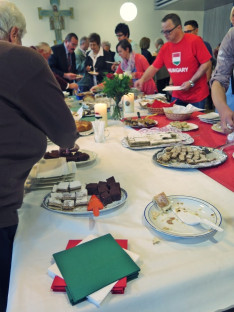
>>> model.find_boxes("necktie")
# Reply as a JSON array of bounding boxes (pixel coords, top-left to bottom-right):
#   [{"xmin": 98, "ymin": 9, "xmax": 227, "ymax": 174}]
[{"xmin": 67, "ymin": 53, "xmax": 72, "ymax": 72}]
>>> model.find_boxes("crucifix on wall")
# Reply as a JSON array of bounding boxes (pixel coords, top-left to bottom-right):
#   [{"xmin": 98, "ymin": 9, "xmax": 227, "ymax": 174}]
[{"xmin": 38, "ymin": 0, "xmax": 73, "ymax": 44}]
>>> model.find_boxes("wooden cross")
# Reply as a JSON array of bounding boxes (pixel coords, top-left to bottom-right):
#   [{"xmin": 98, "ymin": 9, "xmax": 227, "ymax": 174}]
[{"xmin": 38, "ymin": 0, "xmax": 73, "ymax": 44}]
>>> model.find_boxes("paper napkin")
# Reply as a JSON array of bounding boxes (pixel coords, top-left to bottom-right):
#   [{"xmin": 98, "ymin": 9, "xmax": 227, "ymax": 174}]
[
  {"xmin": 164, "ymin": 104, "xmax": 204, "ymax": 114},
  {"xmin": 53, "ymin": 234, "xmax": 140, "ymax": 305},
  {"xmin": 51, "ymin": 239, "xmax": 128, "ymax": 294}
]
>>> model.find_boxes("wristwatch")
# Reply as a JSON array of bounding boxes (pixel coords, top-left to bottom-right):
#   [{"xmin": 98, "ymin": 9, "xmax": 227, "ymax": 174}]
[{"xmin": 189, "ymin": 80, "xmax": 195, "ymax": 87}]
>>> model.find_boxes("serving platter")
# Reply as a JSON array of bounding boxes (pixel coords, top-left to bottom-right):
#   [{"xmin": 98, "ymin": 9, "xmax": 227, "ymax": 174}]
[
  {"xmin": 41, "ymin": 188, "xmax": 127, "ymax": 216},
  {"xmin": 144, "ymin": 195, "xmax": 222, "ymax": 238},
  {"xmin": 153, "ymin": 146, "xmax": 227, "ymax": 169},
  {"xmin": 121, "ymin": 131, "xmax": 194, "ymax": 150}
]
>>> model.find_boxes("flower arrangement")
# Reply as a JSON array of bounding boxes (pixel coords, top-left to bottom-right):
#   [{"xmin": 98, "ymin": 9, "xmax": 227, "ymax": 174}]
[{"xmin": 102, "ymin": 73, "xmax": 132, "ymax": 120}]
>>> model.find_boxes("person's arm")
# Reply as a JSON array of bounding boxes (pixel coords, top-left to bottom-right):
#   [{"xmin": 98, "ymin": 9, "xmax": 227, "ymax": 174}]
[
  {"xmin": 134, "ymin": 65, "xmax": 158, "ymax": 90},
  {"xmin": 180, "ymin": 60, "xmax": 211, "ymax": 91},
  {"xmin": 211, "ymin": 80, "xmax": 234, "ymax": 132}
]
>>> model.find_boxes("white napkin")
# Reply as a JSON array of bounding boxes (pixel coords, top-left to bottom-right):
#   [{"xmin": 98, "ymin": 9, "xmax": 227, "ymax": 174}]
[
  {"xmin": 164, "ymin": 104, "xmax": 204, "ymax": 114},
  {"xmin": 48, "ymin": 234, "xmax": 140, "ymax": 308},
  {"xmin": 36, "ymin": 158, "xmax": 67, "ymax": 179}
]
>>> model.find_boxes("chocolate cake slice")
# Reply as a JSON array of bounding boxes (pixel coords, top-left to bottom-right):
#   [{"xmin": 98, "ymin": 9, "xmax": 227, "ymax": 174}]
[
  {"xmin": 86, "ymin": 183, "xmax": 98, "ymax": 195},
  {"xmin": 100, "ymin": 191, "xmax": 113, "ymax": 206}
]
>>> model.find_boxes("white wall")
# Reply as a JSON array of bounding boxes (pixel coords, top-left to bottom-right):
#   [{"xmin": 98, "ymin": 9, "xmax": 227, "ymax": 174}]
[{"xmin": 11, "ymin": 0, "xmax": 204, "ymax": 52}]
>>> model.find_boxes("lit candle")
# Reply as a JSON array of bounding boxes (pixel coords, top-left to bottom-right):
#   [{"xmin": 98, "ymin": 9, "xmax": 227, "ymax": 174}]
[
  {"xmin": 123, "ymin": 93, "xmax": 134, "ymax": 113},
  {"xmin": 94, "ymin": 103, "xmax": 108, "ymax": 127}
]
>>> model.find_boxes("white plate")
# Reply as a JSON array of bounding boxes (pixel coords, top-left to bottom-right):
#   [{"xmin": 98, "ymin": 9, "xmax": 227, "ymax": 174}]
[
  {"xmin": 75, "ymin": 149, "xmax": 97, "ymax": 166},
  {"xmin": 211, "ymin": 123, "xmax": 226, "ymax": 134},
  {"xmin": 198, "ymin": 112, "xmax": 220, "ymax": 120},
  {"xmin": 144, "ymin": 195, "xmax": 222, "ymax": 238},
  {"xmin": 41, "ymin": 188, "xmax": 127, "ymax": 216},
  {"xmin": 122, "ymin": 132, "xmax": 194, "ymax": 150},
  {"xmin": 144, "ymin": 93, "xmax": 167, "ymax": 100},
  {"xmin": 79, "ymin": 128, "xmax": 94, "ymax": 136},
  {"xmin": 105, "ymin": 61, "xmax": 120, "ymax": 64},
  {"xmin": 88, "ymin": 71, "xmax": 99, "ymax": 76},
  {"xmin": 169, "ymin": 122, "xmax": 199, "ymax": 131},
  {"xmin": 163, "ymin": 86, "xmax": 182, "ymax": 91},
  {"xmin": 153, "ymin": 146, "xmax": 227, "ymax": 169}
]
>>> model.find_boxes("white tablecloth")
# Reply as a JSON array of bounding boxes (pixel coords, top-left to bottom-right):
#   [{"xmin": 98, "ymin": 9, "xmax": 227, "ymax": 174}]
[{"xmin": 7, "ymin": 120, "xmax": 234, "ymax": 312}]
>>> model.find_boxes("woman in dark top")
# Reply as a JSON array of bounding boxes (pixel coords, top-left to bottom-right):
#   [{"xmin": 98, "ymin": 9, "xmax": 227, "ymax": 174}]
[
  {"xmin": 84, "ymin": 33, "xmax": 112, "ymax": 89},
  {"xmin": 139, "ymin": 37, "xmax": 153, "ymax": 65}
]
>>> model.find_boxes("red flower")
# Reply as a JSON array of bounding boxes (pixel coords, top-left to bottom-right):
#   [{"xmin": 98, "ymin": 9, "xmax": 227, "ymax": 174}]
[{"xmin": 106, "ymin": 73, "xmax": 114, "ymax": 79}]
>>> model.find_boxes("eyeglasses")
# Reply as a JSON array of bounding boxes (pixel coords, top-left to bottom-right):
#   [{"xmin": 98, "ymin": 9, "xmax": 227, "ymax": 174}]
[
  {"xmin": 161, "ymin": 25, "xmax": 178, "ymax": 35},
  {"xmin": 184, "ymin": 28, "xmax": 196, "ymax": 33},
  {"xmin": 116, "ymin": 33, "xmax": 124, "ymax": 38}
]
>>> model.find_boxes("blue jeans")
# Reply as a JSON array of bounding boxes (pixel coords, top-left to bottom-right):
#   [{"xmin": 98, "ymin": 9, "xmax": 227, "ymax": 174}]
[{"xmin": 171, "ymin": 97, "xmax": 206, "ymax": 109}]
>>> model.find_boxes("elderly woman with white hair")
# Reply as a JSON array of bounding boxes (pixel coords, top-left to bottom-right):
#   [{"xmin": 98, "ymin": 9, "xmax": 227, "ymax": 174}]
[{"xmin": 0, "ymin": 2, "xmax": 78, "ymax": 311}]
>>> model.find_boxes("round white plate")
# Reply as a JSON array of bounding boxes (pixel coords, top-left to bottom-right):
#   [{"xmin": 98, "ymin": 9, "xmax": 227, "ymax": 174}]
[
  {"xmin": 88, "ymin": 71, "xmax": 99, "ymax": 76},
  {"xmin": 42, "ymin": 188, "xmax": 127, "ymax": 216},
  {"xmin": 144, "ymin": 195, "xmax": 222, "ymax": 238},
  {"xmin": 153, "ymin": 146, "xmax": 227, "ymax": 169},
  {"xmin": 211, "ymin": 123, "xmax": 226, "ymax": 134},
  {"xmin": 169, "ymin": 122, "xmax": 199, "ymax": 131},
  {"xmin": 79, "ymin": 129, "xmax": 94, "ymax": 136}
]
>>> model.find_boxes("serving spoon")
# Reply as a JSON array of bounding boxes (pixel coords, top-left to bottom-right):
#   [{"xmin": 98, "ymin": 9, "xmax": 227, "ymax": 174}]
[{"xmin": 172, "ymin": 208, "xmax": 223, "ymax": 232}]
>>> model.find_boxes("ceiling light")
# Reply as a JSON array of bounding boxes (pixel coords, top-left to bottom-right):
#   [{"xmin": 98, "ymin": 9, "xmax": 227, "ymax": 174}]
[{"xmin": 120, "ymin": 2, "xmax": 137, "ymax": 22}]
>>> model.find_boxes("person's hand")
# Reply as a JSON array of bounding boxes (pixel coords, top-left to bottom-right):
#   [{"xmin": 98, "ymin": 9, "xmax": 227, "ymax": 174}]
[
  {"xmin": 219, "ymin": 106, "xmax": 234, "ymax": 133},
  {"xmin": 180, "ymin": 81, "xmax": 193, "ymax": 91},
  {"xmin": 90, "ymin": 85, "xmax": 98, "ymax": 92},
  {"xmin": 86, "ymin": 65, "xmax": 92, "ymax": 72},
  {"xmin": 64, "ymin": 73, "xmax": 77, "ymax": 80},
  {"xmin": 134, "ymin": 78, "xmax": 143, "ymax": 91},
  {"xmin": 69, "ymin": 83, "xmax": 79, "ymax": 90}
]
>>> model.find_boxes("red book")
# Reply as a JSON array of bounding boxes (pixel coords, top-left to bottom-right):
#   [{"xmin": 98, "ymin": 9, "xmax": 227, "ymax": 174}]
[{"xmin": 51, "ymin": 239, "xmax": 128, "ymax": 294}]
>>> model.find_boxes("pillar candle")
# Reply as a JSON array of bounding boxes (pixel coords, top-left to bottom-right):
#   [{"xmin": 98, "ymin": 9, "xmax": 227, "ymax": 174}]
[
  {"xmin": 123, "ymin": 93, "xmax": 134, "ymax": 113},
  {"xmin": 94, "ymin": 103, "xmax": 108, "ymax": 127}
]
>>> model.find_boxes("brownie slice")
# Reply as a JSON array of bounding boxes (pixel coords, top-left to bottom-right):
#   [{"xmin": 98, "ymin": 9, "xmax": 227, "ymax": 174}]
[
  {"xmin": 109, "ymin": 186, "xmax": 121, "ymax": 201},
  {"xmin": 100, "ymin": 191, "xmax": 113, "ymax": 206},
  {"xmin": 44, "ymin": 150, "xmax": 60, "ymax": 159},
  {"xmin": 106, "ymin": 176, "xmax": 116, "ymax": 187},
  {"xmin": 86, "ymin": 183, "xmax": 98, "ymax": 195},
  {"xmin": 98, "ymin": 181, "xmax": 109, "ymax": 194}
]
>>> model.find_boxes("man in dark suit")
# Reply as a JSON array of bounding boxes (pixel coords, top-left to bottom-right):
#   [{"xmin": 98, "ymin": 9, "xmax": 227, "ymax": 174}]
[{"xmin": 49, "ymin": 33, "xmax": 78, "ymax": 83}]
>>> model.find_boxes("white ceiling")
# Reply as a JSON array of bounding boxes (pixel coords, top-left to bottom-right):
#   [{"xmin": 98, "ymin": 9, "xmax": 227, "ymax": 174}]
[{"xmin": 155, "ymin": 0, "xmax": 233, "ymax": 11}]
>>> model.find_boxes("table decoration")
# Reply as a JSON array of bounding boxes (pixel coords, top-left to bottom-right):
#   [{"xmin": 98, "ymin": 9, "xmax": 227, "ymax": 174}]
[{"xmin": 102, "ymin": 73, "xmax": 132, "ymax": 120}]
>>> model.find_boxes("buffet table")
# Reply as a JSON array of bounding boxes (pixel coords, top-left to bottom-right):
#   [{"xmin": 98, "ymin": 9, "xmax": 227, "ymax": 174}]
[{"xmin": 7, "ymin": 109, "xmax": 234, "ymax": 312}]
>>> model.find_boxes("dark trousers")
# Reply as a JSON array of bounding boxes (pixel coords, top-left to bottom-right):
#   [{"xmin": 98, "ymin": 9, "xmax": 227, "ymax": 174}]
[{"xmin": 0, "ymin": 225, "xmax": 17, "ymax": 312}]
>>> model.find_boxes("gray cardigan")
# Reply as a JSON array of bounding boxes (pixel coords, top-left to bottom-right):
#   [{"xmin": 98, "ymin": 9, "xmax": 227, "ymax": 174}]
[
  {"xmin": 0, "ymin": 42, "xmax": 78, "ymax": 228},
  {"xmin": 210, "ymin": 27, "xmax": 234, "ymax": 91}
]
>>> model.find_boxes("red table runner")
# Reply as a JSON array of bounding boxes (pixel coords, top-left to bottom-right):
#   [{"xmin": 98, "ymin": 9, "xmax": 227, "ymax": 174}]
[{"xmin": 130, "ymin": 112, "xmax": 234, "ymax": 192}]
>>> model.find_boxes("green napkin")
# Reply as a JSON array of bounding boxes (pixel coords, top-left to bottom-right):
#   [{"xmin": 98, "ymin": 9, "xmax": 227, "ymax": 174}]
[{"xmin": 53, "ymin": 234, "xmax": 140, "ymax": 305}]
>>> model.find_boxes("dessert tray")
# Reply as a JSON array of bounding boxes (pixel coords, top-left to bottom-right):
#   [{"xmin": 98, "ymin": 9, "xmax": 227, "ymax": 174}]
[
  {"xmin": 42, "ymin": 188, "xmax": 127, "ymax": 216},
  {"xmin": 153, "ymin": 145, "xmax": 227, "ymax": 169},
  {"xmin": 144, "ymin": 195, "xmax": 222, "ymax": 238},
  {"xmin": 121, "ymin": 127, "xmax": 194, "ymax": 150}
]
